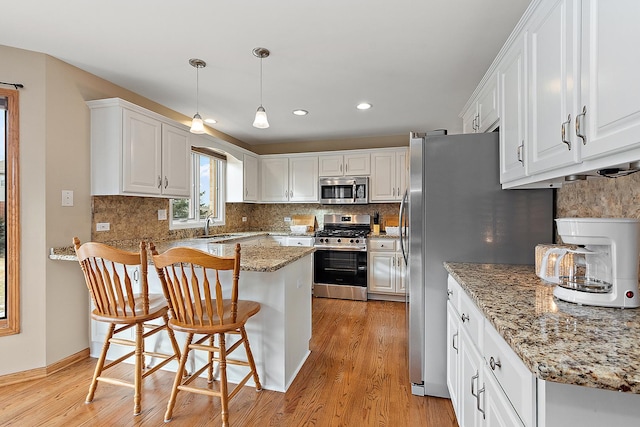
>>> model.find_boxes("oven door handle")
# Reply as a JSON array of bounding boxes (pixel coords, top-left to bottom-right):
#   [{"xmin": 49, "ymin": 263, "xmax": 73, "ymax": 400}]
[
  {"xmin": 399, "ymin": 189, "xmax": 408, "ymax": 265},
  {"xmin": 314, "ymin": 246, "xmax": 367, "ymax": 252}
]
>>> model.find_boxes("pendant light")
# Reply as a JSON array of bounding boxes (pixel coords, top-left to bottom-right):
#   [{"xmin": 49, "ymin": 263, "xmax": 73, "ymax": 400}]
[
  {"xmin": 252, "ymin": 47, "xmax": 270, "ymax": 129},
  {"xmin": 189, "ymin": 58, "xmax": 206, "ymax": 134}
]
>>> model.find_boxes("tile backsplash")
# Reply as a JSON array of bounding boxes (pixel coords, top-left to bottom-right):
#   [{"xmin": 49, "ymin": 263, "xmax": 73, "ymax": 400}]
[
  {"xmin": 556, "ymin": 172, "xmax": 640, "ymax": 219},
  {"xmin": 91, "ymin": 195, "xmax": 399, "ymax": 243}
]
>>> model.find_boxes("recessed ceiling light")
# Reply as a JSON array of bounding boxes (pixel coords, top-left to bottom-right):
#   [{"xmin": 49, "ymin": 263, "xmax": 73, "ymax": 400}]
[
  {"xmin": 356, "ymin": 102, "xmax": 372, "ymax": 110},
  {"xmin": 293, "ymin": 109, "xmax": 308, "ymax": 116},
  {"xmin": 205, "ymin": 118, "xmax": 217, "ymax": 124}
]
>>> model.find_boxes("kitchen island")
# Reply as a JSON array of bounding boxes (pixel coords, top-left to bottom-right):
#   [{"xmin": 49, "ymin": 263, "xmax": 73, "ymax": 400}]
[
  {"xmin": 51, "ymin": 236, "xmax": 315, "ymax": 393},
  {"xmin": 444, "ymin": 262, "xmax": 640, "ymax": 426}
]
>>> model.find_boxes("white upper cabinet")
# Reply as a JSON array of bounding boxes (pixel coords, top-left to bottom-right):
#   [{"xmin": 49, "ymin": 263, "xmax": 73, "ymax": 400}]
[
  {"xmin": 526, "ymin": 0, "xmax": 581, "ymax": 175},
  {"xmin": 243, "ymin": 154, "xmax": 259, "ymax": 202},
  {"xmin": 579, "ymin": 0, "xmax": 640, "ymax": 160},
  {"xmin": 260, "ymin": 155, "xmax": 318, "ymax": 203},
  {"xmin": 370, "ymin": 149, "xmax": 408, "ymax": 202},
  {"xmin": 462, "ymin": 72, "xmax": 499, "ymax": 134},
  {"xmin": 499, "ymin": 33, "xmax": 528, "ymax": 183},
  {"xmin": 318, "ymin": 152, "xmax": 370, "ymax": 176},
  {"xmin": 89, "ymin": 98, "xmax": 191, "ymax": 198}
]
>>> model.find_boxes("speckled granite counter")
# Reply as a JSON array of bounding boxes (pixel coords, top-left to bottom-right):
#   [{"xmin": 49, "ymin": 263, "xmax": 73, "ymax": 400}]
[
  {"xmin": 368, "ymin": 233, "xmax": 400, "ymax": 239},
  {"xmin": 50, "ymin": 233, "xmax": 315, "ymax": 273},
  {"xmin": 444, "ymin": 262, "xmax": 640, "ymax": 394}
]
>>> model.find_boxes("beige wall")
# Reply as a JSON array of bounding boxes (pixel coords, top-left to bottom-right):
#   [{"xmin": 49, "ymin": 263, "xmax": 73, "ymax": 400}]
[{"xmin": 253, "ymin": 134, "xmax": 408, "ymax": 155}]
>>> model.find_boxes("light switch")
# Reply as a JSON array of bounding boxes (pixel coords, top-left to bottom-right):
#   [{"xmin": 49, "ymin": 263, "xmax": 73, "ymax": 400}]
[{"xmin": 61, "ymin": 190, "xmax": 74, "ymax": 207}]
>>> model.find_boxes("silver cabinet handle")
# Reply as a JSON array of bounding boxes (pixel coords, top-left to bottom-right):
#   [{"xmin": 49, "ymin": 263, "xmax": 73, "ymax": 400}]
[
  {"xmin": 447, "ymin": 289, "xmax": 453, "ymax": 297},
  {"xmin": 489, "ymin": 356, "xmax": 502, "ymax": 370},
  {"xmin": 461, "ymin": 313, "xmax": 469, "ymax": 323},
  {"xmin": 290, "ymin": 190, "xmax": 293, "ymax": 198},
  {"xmin": 517, "ymin": 141, "xmax": 524, "ymax": 164},
  {"xmin": 397, "ymin": 187, "xmax": 400, "ymax": 197},
  {"xmin": 475, "ymin": 113, "xmax": 480, "ymax": 131},
  {"xmin": 471, "ymin": 372, "xmax": 479, "ymax": 397},
  {"xmin": 561, "ymin": 114, "xmax": 572, "ymax": 150},
  {"xmin": 392, "ymin": 256, "xmax": 395, "ymax": 266},
  {"xmin": 576, "ymin": 105, "xmax": 587, "ymax": 145},
  {"xmin": 452, "ymin": 332, "xmax": 458, "ymax": 352},
  {"xmin": 164, "ymin": 176, "xmax": 168, "ymax": 189},
  {"xmin": 477, "ymin": 383, "xmax": 486, "ymax": 419},
  {"xmin": 133, "ymin": 269, "xmax": 139, "ymax": 283},
  {"xmin": 345, "ymin": 164, "xmax": 348, "ymax": 173},
  {"xmin": 157, "ymin": 175, "xmax": 162, "ymax": 189}
]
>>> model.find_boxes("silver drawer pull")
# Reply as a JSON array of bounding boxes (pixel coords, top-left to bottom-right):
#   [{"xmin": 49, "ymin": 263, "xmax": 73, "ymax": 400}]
[
  {"xmin": 477, "ymin": 384, "xmax": 486, "ymax": 419},
  {"xmin": 452, "ymin": 332, "xmax": 458, "ymax": 352},
  {"xmin": 489, "ymin": 356, "xmax": 502, "ymax": 370},
  {"xmin": 461, "ymin": 313, "xmax": 469, "ymax": 323},
  {"xmin": 471, "ymin": 372, "xmax": 479, "ymax": 397},
  {"xmin": 561, "ymin": 114, "xmax": 572, "ymax": 150},
  {"xmin": 447, "ymin": 289, "xmax": 453, "ymax": 297},
  {"xmin": 576, "ymin": 105, "xmax": 587, "ymax": 145}
]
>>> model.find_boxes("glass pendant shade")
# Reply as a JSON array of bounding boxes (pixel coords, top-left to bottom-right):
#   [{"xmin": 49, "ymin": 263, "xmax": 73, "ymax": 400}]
[
  {"xmin": 253, "ymin": 106, "xmax": 270, "ymax": 129},
  {"xmin": 190, "ymin": 113, "xmax": 205, "ymax": 134}
]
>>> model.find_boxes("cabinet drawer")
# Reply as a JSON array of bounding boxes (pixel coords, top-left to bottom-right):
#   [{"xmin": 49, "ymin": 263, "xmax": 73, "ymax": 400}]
[
  {"xmin": 368, "ymin": 239, "xmax": 396, "ymax": 251},
  {"xmin": 286, "ymin": 237, "xmax": 313, "ymax": 247},
  {"xmin": 447, "ymin": 275, "xmax": 462, "ymax": 314},
  {"xmin": 484, "ymin": 322, "xmax": 535, "ymax": 427},
  {"xmin": 459, "ymin": 290, "xmax": 484, "ymax": 350}
]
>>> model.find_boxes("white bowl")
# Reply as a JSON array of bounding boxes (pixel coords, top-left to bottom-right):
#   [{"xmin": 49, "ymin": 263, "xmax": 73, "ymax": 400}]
[
  {"xmin": 385, "ymin": 226, "xmax": 400, "ymax": 236},
  {"xmin": 290, "ymin": 225, "xmax": 309, "ymax": 234}
]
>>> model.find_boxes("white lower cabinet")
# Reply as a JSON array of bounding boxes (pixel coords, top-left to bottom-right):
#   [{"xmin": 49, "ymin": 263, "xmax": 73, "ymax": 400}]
[
  {"xmin": 368, "ymin": 238, "xmax": 405, "ymax": 295},
  {"xmin": 447, "ymin": 275, "xmax": 533, "ymax": 427}
]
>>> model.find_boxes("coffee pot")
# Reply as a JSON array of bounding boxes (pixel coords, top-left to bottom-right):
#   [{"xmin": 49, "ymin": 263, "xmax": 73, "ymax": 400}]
[{"xmin": 553, "ymin": 218, "xmax": 640, "ymax": 308}]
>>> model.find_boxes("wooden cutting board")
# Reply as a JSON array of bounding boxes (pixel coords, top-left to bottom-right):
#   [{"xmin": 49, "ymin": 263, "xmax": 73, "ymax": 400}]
[
  {"xmin": 385, "ymin": 215, "xmax": 399, "ymax": 227},
  {"xmin": 292, "ymin": 215, "xmax": 316, "ymax": 231}
]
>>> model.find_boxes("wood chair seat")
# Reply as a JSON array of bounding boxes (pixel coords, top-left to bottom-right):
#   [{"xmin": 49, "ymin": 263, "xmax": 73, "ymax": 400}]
[
  {"xmin": 73, "ymin": 237, "xmax": 181, "ymax": 416},
  {"xmin": 151, "ymin": 243, "xmax": 262, "ymax": 427},
  {"xmin": 167, "ymin": 299, "xmax": 260, "ymax": 334},
  {"xmin": 90, "ymin": 293, "xmax": 169, "ymax": 323}
]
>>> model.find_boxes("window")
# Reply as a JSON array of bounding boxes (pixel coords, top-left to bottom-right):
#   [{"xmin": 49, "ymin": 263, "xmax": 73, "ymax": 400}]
[
  {"xmin": 0, "ymin": 88, "xmax": 20, "ymax": 336},
  {"xmin": 171, "ymin": 149, "xmax": 225, "ymax": 228}
]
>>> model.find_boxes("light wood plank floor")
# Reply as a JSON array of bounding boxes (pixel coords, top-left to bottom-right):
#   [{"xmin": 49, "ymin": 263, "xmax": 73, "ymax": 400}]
[{"xmin": 0, "ymin": 298, "xmax": 458, "ymax": 426}]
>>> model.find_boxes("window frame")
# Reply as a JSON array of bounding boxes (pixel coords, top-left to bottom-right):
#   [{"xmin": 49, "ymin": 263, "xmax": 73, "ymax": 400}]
[
  {"xmin": 0, "ymin": 88, "xmax": 20, "ymax": 336},
  {"xmin": 169, "ymin": 150, "xmax": 225, "ymax": 230}
]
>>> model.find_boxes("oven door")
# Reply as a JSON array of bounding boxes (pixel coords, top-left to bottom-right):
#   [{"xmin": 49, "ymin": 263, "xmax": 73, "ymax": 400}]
[{"xmin": 313, "ymin": 248, "xmax": 368, "ymax": 301}]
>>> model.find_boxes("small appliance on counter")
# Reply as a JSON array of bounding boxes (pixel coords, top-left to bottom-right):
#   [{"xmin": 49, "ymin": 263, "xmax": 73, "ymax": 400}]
[{"xmin": 553, "ymin": 218, "xmax": 640, "ymax": 308}]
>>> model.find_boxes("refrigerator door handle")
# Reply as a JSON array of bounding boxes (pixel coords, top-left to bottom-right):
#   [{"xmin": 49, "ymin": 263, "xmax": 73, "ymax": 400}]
[{"xmin": 399, "ymin": 189, "xmax": 408, "ymax": 265}]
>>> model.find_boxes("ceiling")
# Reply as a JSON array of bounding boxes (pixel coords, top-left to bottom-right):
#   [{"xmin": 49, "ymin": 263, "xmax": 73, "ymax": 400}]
[{"xmin": 0, "ymin": 0, "xmax": 531, "ymax": 146}]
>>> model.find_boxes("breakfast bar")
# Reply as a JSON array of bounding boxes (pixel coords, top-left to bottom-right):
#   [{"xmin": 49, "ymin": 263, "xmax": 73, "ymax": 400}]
[
  {"xmin": 444, "ymin": 262, "xmax": 640, "ymax": 426},
  {"xmin": 51, "ymin": 236, "xmax": 315, "ymax": 393}
]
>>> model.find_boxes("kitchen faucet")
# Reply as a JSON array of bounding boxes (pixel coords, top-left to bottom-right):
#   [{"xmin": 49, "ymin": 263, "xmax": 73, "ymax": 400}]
[{"xmin": 204, "ymin": 215, "xmax": 214, "ymax": 236}]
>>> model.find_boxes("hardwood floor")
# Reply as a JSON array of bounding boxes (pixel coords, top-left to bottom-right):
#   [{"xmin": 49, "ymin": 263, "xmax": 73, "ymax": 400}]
[{"xmin": 0, "ymin": 298, "xmax": 457, "ymax": 426}]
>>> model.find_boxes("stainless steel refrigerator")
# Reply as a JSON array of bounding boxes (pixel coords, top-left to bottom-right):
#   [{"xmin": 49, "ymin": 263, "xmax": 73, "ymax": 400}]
[{"xmin": 399, "ymin": 131, "xmax": 553, "ymax": 397}]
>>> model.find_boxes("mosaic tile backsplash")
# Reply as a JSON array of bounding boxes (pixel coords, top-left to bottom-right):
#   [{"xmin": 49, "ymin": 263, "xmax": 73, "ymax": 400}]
[{"xmin": 91, "ymin": 195, "xmax": 400, "ymax": 243}]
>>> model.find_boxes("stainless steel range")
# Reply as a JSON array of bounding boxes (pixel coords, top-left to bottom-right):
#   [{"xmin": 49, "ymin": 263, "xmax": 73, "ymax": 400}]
[{"xmin": 313, "ymin": 214, "xmax": 370, "ymax": 301}]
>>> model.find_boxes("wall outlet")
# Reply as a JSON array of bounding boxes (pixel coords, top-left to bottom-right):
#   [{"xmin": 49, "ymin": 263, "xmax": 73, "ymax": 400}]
[
  {"xmin": 61, "ymin": 190, "xmax": 74, "ymax": 207},
  {"xmin": 158, "ymin": 209, "xmax": 167, "ymax": 220},
  {"xmin": 242, "ymin": 217, "xmax": 247, "ymax": 222},
  {"xmin": 284, "ymin": 217, "xmax": 292, "ymax": 222},
  {"xmin": 96, "ymin": 222, "xmax": 110, "ymax": 231}
]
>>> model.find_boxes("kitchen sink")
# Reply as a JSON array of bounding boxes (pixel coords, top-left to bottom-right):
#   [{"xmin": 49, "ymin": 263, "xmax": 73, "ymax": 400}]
[{"xmin": 196, "ymin": 233, "xmax": 246, "ymax": 241}]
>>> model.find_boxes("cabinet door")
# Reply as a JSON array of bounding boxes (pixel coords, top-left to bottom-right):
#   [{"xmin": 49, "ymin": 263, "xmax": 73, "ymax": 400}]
[
  {"xmin": 318, "ymin": 154, "xmax": 344, "ymax": 176},
  {"xmin": 286, "ymin": 237, "xmax": 314, "ymax": 247},
  {"xmin": 580, "ymin": 1, "xmax": 640, "ymax": 160},
  {"xmin": 477, "ymin": 74, "xmax": 499, "ymax": 132},
  {"xmin": 289, "ymin": 156, "xmax": 318, "ymax": 202},
  {"xmin": 447, "ymin": 302, "xmax": 461, "ymax": 420},
  {"xmin": 161, "ymin": 124, "xmax": 191, "ymax": 197},
  {"xmin": 368, "ymin": 251, "xmax": 395, "ymax": 293},
  {"xmin": 395, "ymin": 149, "xmax": 408, "ymax": 198},
  {"xmin": 527, "ymin": 0, "xmax": 581, "ymax": 174},
  {"xmin": 462, "ymin": 104, "xmax": 479, "ymax": 134},
  {"xmin": 122, "ymin": 109, "xmax": 162, "ymax": 194},
  {"xmin": 260, "ymin": 157, "xmax": 289, "ymax": 202},
  {"xmin": 499, "ymin": 33, "xmax": 528, "ymax": 183},
  {"xmin": 370, "ymin": 152, "xmax": 396, "ymax": 201},
  {"xmin": 460, "ymin": 329, "xmax": 484, "ymax": 427},
  {"xmin": 484, "ymin": 369, "xmax": 525, "ymax": 427},
  {"xmin": 344, "ymin": 153, "xmax": 371, "ymax": 175},
  {"xmin": 243, "ymin": 154, "xmax": 259, "ymax": 201}
]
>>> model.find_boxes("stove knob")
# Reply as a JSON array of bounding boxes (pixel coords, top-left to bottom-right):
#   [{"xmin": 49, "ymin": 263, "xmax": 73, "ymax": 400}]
[
  {"xmin": 319, "ymin": 238, "xmax": 325, "ymax": 243},
  {"xmin": 337, "ymin": 239, "xmax": 342, "ymax": 243},
  {"xmin": 350, "ymin": 239, "xmax": 354, "ymax": 243},
  {"xmin": 355, "ymin": 239, "xmax": 360, "ymax": 244}
]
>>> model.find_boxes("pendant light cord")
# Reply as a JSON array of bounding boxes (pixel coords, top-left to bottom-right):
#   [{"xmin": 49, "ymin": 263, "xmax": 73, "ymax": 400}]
[
  {"xmin": 195, "ymin": 64, "xmax": 200, "ymax": 114},
  {"xmin": 259, "ymin": 56, "xmax": 263, "ymax": 107}
]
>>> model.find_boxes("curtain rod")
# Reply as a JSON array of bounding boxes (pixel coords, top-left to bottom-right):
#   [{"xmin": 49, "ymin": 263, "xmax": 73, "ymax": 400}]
[{"xmin": 0, "ymin": 81, "xmax": 24, "ymax": 89}]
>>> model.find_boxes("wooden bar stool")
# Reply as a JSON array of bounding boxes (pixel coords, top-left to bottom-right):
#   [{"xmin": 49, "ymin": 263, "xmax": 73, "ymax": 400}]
[
  {"xmin": 73, "ymin": 237, "xmax": 181, "ymax": 415},
  {"xmin": 150, "ymin": 243, "xmax": 262, "ymax": 427}
]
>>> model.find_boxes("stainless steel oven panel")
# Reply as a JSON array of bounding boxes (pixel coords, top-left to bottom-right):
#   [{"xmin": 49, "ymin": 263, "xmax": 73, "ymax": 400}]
[{"xmin": 314, "ymin": 283, "xmax": 367, "ymax": 301}]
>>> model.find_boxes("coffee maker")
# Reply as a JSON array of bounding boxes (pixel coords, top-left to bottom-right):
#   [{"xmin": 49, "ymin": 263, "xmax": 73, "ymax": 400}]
[{"xmin": 553, "ymin": 218, "xmax": 640, "ymax": 308}]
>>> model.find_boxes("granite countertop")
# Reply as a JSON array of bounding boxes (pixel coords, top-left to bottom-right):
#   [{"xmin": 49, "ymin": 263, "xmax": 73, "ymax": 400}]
[
  {"xmin": 444, "ymin": 262, "xmax": 640, "ymax": 394},
  {"xmin": 50, "ymin": 232, "xmax": 315, "ymax": 273},
  {"xmin": 368, "ymin": 232, "xmax": 400, "ymax": 239}
]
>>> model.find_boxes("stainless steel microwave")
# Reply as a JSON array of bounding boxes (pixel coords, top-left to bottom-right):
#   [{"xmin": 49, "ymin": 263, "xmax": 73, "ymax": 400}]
[{"xmin": 319, "ymin": 177, "xmax": 368, "ymax": 204}]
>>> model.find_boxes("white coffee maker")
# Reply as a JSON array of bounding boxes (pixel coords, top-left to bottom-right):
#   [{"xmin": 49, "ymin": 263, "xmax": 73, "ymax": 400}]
[{"xmin": 553, "ymin": 218, "xmax": 640, "ymax": 308}]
